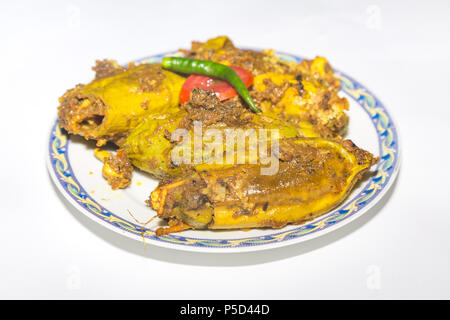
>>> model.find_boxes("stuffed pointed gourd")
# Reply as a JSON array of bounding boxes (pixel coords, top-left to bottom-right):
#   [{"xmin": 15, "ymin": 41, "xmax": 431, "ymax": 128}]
[
  {"xmin": 58, "ymin": 60, "xmax": 185, "ymax": 145},
  {"xmin": 149, "ymin": 138, "xmax": 378, "ymax": 233},
  {"xmin": 120, "ymin": 89, "xmax": 321, "ymax": 178}
]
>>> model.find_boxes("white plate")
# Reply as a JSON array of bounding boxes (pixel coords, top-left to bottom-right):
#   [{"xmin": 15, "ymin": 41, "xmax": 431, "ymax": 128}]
[{"xmin": 47, "ymin": 51, "xmax": 400, "ymax": 252}]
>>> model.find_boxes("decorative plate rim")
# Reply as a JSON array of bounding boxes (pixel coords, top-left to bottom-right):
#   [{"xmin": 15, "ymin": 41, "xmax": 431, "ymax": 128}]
[{"xmin": 47, "ymin": 50, "xmax": 400, "ymax": 252}]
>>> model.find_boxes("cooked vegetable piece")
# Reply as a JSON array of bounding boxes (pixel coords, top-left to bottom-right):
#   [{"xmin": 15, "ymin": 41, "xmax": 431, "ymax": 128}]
[
  {"xmin": 58, "ymin": 62, "xmax": 185, "ymax": 145},
  {"xmin": 162, "ymin": 57, "xmax": 260, "ymax": 113},
  {"xmin": 149, "ymin": 138, "xmax": 378, "ymax": 232},
  {"xmin": 121, "ymin": 89, "xmax": 320, "ymax": 178},
  {"xmin": 251, "ymin": 60, "xmax": 349, "ymax": 137}
]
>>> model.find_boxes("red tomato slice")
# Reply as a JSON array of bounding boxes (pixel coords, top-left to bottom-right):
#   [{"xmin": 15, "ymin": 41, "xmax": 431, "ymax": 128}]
[{"xmin": 179, "ymin": 66, "xmax": 253, "ymax": 104}]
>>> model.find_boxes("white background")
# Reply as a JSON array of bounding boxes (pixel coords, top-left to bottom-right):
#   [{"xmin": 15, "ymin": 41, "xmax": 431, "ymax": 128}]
[{"xmin": 1, "ymin": 0, "xmax": 449, "ymax": 299}]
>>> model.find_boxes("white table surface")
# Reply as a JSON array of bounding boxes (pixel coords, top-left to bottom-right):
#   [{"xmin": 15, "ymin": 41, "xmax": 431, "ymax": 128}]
[{"xmin": 1, "ymin": 0, "xmax": 449, "ymax": 299}]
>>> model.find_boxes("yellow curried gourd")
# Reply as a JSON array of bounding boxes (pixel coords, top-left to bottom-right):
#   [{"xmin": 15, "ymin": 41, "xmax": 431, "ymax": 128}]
[
  {"xmin": 121, "ymin": 110, "xmax": 321, "ymax": 178},
  {"xmin": 252, "ymin": 67, "xmax": 349, "ymax": 137},
  {"xmin": 58, "ymin": 63, "xmax": 185, "ymax": 144},
  {"xmin": 150, "ymin": 137, "xmax": 377, "ymax": 231}
]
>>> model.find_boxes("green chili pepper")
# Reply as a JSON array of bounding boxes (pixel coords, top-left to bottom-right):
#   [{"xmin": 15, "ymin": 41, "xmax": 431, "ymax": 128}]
[{"xmin": 161, "ymin": 57, "xmax": 261, "ymax": 113}]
